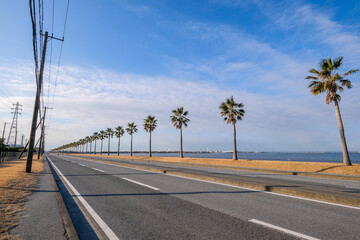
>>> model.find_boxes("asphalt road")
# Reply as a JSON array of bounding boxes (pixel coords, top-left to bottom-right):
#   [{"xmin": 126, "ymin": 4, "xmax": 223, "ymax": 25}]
[{"xmin": 47, "ymin": 154, "xmax": 360, "ymax": 240}]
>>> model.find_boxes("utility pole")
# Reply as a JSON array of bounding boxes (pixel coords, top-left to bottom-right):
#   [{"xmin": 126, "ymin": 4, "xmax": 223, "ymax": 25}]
[
  {"xmin": 26, "ymin": 31, "xmax": 48, "ymax": 173},
  {"xmin": 1, "ymin": 122, "xmax": 10, "ymax": 145},
  {"xmin": 7, "ymin": 102, "xmax": 22, "ymax": 147},
  {"xmin": 21, "ymin": 134, "xmax": 25, "ymax": 147},
  {"xmin": 38, "ymin": 106, "xmax": 46, "ymax": 159}
]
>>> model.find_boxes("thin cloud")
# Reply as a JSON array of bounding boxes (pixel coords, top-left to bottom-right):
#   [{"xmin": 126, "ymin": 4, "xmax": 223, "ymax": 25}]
[{"xmin": 1, "ymin": 60, "xmax": 358, "ymax": 152}]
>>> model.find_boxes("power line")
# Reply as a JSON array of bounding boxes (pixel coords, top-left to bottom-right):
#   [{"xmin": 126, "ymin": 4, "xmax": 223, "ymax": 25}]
[
  {"xmin": 29, "ymin": 0, "xmax": 39, "ymax": 83},
  {"xmin": 0, "ymin": 87, "xmax": 17, "ymax": 105},
  {"xmin": 47, "ymin": 0, "xmax": 70, "ymax": 129}
]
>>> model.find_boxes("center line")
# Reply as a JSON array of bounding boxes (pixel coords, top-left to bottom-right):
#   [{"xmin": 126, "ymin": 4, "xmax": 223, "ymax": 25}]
[
  {"xmin": 249, "ymin": 219, "xmax": 319, "ymax": 240},
  {"xmin": 79, "ymin": 163, "xmax": 85, "ymax": 166},
  {"xmin": 92, "ymin": 168, "xmax": 105, "ymax": 173},
  {"xmin": 122, "ymin": 177, "xmax": 160, "ymax": 191}
]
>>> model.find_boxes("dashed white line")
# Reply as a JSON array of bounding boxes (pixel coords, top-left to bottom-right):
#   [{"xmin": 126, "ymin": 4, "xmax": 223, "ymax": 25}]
[
  {"xmin": 249, "ymin": 219, "xmax": 320, "ymax": 240},
  {"xmin": 47, "ymin": 157, "xmax": 119, "ymax": 240},
  {"xmin": 79, "ymin": 163, "xmax": 85, "ymax": 166},
  {"xmin": 69, "ymin": 157, "xmax": 360, "ymax": 210},
  {"xmin": 92, "ymin": 168, "xmax": 105, "ymax": 173},
  {"xmin": 122, "ymin": 177, "xmax": 160, "ymax": 191}
]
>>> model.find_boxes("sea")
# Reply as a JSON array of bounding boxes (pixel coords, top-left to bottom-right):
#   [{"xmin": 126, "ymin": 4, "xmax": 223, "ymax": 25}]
[{"xmin": 114, "ymin": 152, "xmax": 360, "ymax": 164}]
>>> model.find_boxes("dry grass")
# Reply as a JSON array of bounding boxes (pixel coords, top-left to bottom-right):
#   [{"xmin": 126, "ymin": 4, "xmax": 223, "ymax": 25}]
[
  {"xmin": 0, "ymin": 157, "xmax": 44, "ymax": 240},
  {"xmin": 75, "ymin": 154, "xmax": 360, "ymax": 175}
]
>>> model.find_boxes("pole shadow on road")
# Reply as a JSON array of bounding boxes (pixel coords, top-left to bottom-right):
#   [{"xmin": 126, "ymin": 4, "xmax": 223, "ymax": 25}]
[{"xmin": 76, "ymin": 190, "xmax": 259, "ymax": 198}]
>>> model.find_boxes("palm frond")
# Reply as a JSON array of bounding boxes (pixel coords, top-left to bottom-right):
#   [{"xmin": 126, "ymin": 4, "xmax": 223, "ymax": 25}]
[
  {"xmin": 339, "ymin": 79, "xmax": 352, "ymax": 88},
  {"xmin": 333, "ymin": 56, "xmax": 343, "ymax": 69},
  {"xmin": 219, "ymin": 96, "xmax": 245, "ymax": 125},
  {"xmin": 305, "ymin": 75, "xmax": 318, "ymax": 80},
  {"xmin": 306, "ymin": 57, "xmax": 357, "ymax": 104},
  {"xmin": 308, "ymin": 68, "xmax": 319, "ymax": 74},
  {"xmin": 344, "ymin": 69, "xmax": 359, "ymax": 76}
]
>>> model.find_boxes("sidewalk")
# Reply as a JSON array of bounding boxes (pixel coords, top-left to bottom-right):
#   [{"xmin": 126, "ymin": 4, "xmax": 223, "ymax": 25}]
[{"xmin": 10, "ymin": 160, "xmax": 66, "ymax": 239}]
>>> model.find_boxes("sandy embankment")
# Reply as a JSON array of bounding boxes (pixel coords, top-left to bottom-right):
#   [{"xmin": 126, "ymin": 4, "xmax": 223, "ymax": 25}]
[
  {"xmin": 75, "ymin": 154, "xmax": 360, "ymax": 176},
  {"xmin": 0, "ymin": 157, "xmax": 44, "ymax": 239}
]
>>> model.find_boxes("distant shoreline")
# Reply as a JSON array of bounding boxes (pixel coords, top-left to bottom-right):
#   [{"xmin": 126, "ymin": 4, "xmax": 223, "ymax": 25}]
[{"xmin": 62, "ymin": 150, "xmax": 360, "ymax": 154}]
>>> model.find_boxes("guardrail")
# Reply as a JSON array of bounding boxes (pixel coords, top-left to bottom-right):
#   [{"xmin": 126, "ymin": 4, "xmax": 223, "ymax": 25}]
[{"xmin": 0, "ymin": 151, "xmax": 26, "ymax": 163}]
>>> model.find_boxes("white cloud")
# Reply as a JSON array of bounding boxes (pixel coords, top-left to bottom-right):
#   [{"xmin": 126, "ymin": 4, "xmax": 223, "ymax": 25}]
[{"xmin": 0, "ymin": 59, "xmax": 359, "ymax": 152}]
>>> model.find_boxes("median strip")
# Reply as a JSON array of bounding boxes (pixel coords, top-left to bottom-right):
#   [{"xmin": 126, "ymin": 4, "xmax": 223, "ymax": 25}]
[{"xmin": 249, "ymin": 219, "xmax": 319, "ymax": 240}]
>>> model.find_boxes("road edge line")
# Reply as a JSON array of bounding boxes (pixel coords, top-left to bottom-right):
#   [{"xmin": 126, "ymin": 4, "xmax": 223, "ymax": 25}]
[
  {"xmin": 45, "ymin": 156, "xmax": 79, "ymax": 240},
  {"xmin": 47, "ymin": 155, "xmax": 119, "ymax": 240}
]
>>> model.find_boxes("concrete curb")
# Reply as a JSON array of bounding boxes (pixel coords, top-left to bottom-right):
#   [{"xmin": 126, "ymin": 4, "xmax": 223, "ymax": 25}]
[
  {"xmin": 86, "ymin": 158, "xmax": 360, "ymax": 208},
  {"xmin": 45, "ymin": 158, "xmax": 79, "ymax": 240}
]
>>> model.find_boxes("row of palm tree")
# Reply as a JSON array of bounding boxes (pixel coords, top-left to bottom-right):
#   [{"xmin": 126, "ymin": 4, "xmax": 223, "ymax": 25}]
[
  {"xmin": 53, "ymin": 56, "xmax": 358, "ymax": 165},
  {"xmin": 56, "ymin": 115, "xmax": 160, "ymax": 156},
  {"xmin": 53, "ymin": 102, "xmax": 244, "ymax": 160}
]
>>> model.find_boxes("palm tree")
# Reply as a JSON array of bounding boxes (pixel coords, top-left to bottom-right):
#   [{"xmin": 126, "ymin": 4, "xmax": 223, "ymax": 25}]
[
  {"xmin": 93, "ymin": 132, "xmax": 99, "ymax": 155},
  {"xmin": 89, "ymin": 136, "xmax": 93, "ymax": 154},
  {"xmin": 305, "ymin": 57, "xmax": 358, "ymax": 166},
  {"xmin": 85, "ymin": 136, "xmax": 91, "ymax": 154},
  {"xmin": 80, "ymin": 139, "xmax": 85, "ymax": 153},
  {"xmin": 115, "ymin": 126, "xmax": 125, "ymax": 155},
  {"xmin": 99, "ymin": 130, "xmax": 106, "ymax": 155},
  {"xmin": 170, "ymin": 107, "xmax": 190, "ymax": 158},
  {"xmin": 105, "ymin": 128, "xmax": 114, "ymax": 155},
  {"xmin": 219, "ymin": 96, "xmax": 245, "ymax": 160},
  {"xmin": 143, "ymin": 115, "xmax": 157, "ymax": 157},
  {"xmin": 126, "ymin": 122, "xmax": 138, "ymax": 156}
]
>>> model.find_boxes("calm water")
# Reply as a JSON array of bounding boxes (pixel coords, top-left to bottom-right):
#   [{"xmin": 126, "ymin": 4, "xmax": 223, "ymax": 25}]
[{"xmin": 115, "ymin": 152, "xmax": 360, "ymax": 164}]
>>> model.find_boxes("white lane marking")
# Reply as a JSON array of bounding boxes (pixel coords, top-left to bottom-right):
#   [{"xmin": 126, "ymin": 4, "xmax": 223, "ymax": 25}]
[
  {"xmin": 79, "ymin": 163, "xmax": 85, "ymax": 166},
  {"xmin": 167, "ymin": 172, "xmax": 360, "ymax": 210},
  {"xmin": 122, "ymin": 177, "xmax": 160, "ymax": 191},
  {"xmin": 47, "ymin": 157, "xmax": 119, "ymax": 240},
  {"xmin": 75, "ymin": 158, "xmax": 360, "ymax": 210},
  {"xmin": 249, "ymin": 219, "xmax": 320, "ymax": 240},
  {"xmin": 92, "ymin": 168, "xmax": 105, "ymax": 173}
]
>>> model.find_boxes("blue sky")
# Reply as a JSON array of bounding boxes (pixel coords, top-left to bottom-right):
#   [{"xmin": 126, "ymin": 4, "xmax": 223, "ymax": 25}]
[{"xmin": 0, "ymin": 0, "xmax": 359, "ymax": 152}]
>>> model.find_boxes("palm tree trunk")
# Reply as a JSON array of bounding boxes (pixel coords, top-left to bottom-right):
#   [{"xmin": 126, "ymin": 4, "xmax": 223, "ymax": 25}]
[
  {"xmin": 100, "ymin": 139, "xmax": 103, "ymax": 155},
  {"xmin": 94, "ymin": 140, "xmax": 97, "ymax": 155},
  {"xmin": 149, "ymin": 131, "xmax": 152, "ymax": 157},
  {"xmin": 180, "ymin": 127, "xmax": 183, "ymax": 158},
  {"xmin": 117, "ymin": 137, "xmax": 120, "ymax": 155},
  {"xmin": 130, "ymin": 134, "xmax": 133, "ymax": 156},
  {"xmin": 334, "ymin": 101, "xmax": 351, "ymax": 165},
  {"xmin": 108, "ymin": 136, "xmax": 111, "ymax": 155},
  {"xmin": 90, "ymin": 141, "xmax": 92, "ymax": 155},
  {"xmin": 233, "ymin": 123, "xmax": 238, "ymax": 160}
]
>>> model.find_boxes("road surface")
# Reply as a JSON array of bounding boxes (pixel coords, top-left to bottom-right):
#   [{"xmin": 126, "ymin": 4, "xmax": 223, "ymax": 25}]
[{"xmin": 47, "ymin": 154, "xmax": 360, "ymax": 240}]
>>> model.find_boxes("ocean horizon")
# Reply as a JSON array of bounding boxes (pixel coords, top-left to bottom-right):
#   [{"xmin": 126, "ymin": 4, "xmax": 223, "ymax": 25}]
[{"xmin": 77, "ymin": 151, "xmax": 360, "ymax": 164}]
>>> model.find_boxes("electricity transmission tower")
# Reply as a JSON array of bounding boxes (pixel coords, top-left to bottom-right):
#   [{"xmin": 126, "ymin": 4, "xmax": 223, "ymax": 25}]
[{"xmin": 7, "ymin": 102, "xmax": 22, "ymax": 147}]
